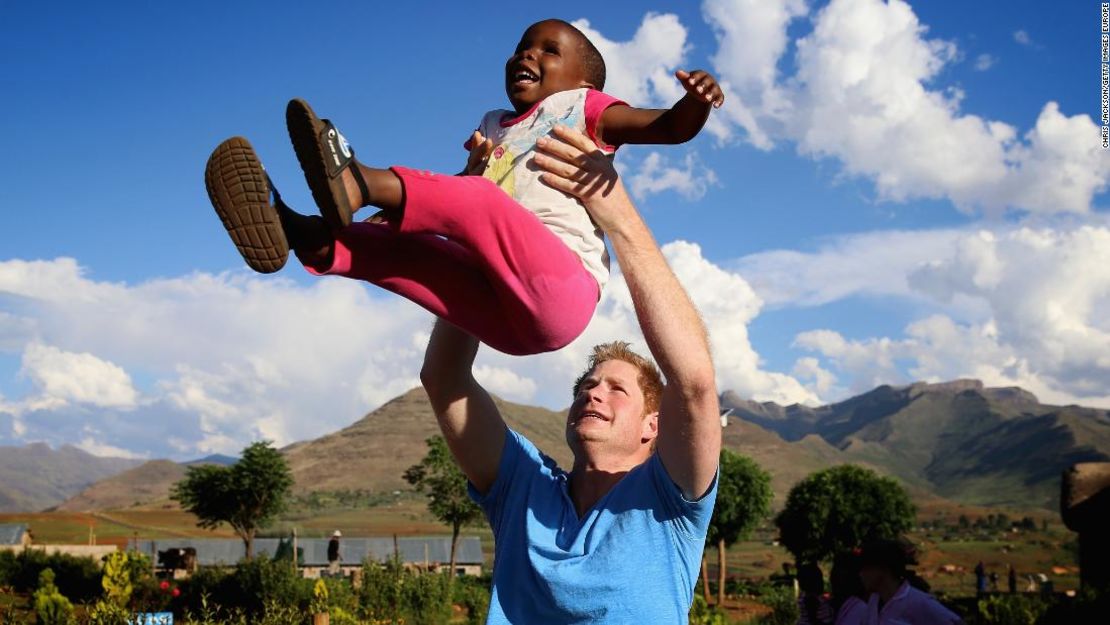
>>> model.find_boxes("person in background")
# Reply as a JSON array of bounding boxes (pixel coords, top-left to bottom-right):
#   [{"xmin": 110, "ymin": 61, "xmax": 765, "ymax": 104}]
[
  {"xmin": 796, "ymin": 562, "xmax": 834, "ymax": 625},
  {"xmin": 859, "ymin": 538, "xmax": 963, "ymax": 625},
  {"xmin": 974, "ymin": 561, "xmax": 987, "ymax": 596},
  {"xmin": 829, "ymin": 551, "xmax": 867, "ymax": 625},
  {"xmin": 327, "ymin": 530, "xmax": 342, "ymax": 575},
  {"xmin": 1007, "ymin": 564, "xmax": 1017, "ymax": 594}
]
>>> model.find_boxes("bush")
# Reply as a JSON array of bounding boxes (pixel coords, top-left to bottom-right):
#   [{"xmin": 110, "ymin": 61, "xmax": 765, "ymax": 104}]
[
  {"xmin": 977, "ymin": 594, "xmax": 1049, "ymax": 625},
  {"xmin": 34, "ymin": 569, "xmax": 75, "ymax": 625},
  {"xmin": 754, "ymin": 586, "xmax": 798, "ymax": 625},
  {"xmin": 452, "ymin": 575, "xmax": 491, "ymax": 625},
  {"xmin": 688, "ymin": 595, "xmax": 729, "ymax": 625},
  {"xmin": 4, "ymin": 551, "xmax": 101, "ymax": 604},
  {"xmin": 359, "ymin": 558, "xmax": 452, "ymax": 625},
  {"xmin": 231, "ymin": 557, "xmax": 311, "ymax": 616}
]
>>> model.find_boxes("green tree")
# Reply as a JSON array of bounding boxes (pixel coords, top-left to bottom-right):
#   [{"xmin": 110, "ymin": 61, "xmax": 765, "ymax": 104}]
[
  {"xmin": 704, "ymin": 450, "xmax": 772, "ymax": 606},
  {"xmin": 171, "ymin": 440, "xmax": 293, "ymax": 559},
  {"xmin": 774, "ymin": 464, "xmax": 915, "ymax": 563},
  {"xmin": 404, "ymin": 436, "xmax": 485, "ymax": 579}
]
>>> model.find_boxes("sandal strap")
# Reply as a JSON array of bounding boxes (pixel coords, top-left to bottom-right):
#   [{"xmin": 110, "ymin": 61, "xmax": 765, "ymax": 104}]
[
  {"xmin": 349, "ymin": 160, "xmax": 371, "ymax": 209},
  {"xmin": 321, "ymin": 118, "xmax": 370, "ymax": 207}
]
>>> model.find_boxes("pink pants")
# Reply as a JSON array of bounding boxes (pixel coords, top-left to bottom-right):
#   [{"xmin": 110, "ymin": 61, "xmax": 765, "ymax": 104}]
[{"xmin": 305, "ymin": 167, "xmax": 599, "ymax": 355}]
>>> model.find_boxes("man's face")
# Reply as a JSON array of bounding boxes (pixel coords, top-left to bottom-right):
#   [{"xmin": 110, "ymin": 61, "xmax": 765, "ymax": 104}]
[
  {"xmin": 859, "ymin": 564, "xmax": 883, "ymax": 593},
  {"xmin": 505, "ymin": 20, "xmax": 591, "ymax": 114},
  {"xmin": 566, "ymin": 359, "xmax": 657, "ymax": 455}
]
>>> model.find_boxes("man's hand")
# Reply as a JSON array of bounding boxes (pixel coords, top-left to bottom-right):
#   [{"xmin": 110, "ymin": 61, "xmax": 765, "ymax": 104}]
[
  {"xmin": 462, "ymin": 131, "xmax": 494, "ymax": 176},
  {"xmin": 675, "ymin": 69, "xmax": 724, "ymax": 109},
  {"xmin": 533, "ymin": 125, "xmax": 630, "ymax": 234}
]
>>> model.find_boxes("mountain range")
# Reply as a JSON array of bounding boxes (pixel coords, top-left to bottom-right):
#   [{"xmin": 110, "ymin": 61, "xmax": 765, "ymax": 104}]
[{"xmin": 4, "ymin": 379, "xmax": 1108, "ymax": 513}]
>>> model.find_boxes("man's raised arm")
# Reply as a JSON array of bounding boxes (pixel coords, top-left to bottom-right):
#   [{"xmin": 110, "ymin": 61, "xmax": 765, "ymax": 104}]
[
  {"xmin": 420, "ymin": 319, "xmax": 507, "ymax": 494},
  {"xmin": 534, "ymin": 126, "xmax": 721, "ymax": 499}
]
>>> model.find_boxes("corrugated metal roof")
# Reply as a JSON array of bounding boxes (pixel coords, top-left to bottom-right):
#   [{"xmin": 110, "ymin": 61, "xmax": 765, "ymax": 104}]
[
  {"xmin": 131, "ymin": 536, "xmax": 482, "ymax": 567},
  {"xmin": 0, "ymin": 524, "xmax": 28, "ymax": 545}
]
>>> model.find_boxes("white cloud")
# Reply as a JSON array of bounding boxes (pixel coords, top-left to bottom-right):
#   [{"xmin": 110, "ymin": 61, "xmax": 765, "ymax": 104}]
[
  {"xmin": 573, "ymin": 13, "xmax": 690, "ymax": 108},
  {"xmin": 781, "ymin": 224, "xmax": 1110, "ymax": 407},
  {"xmin": 732, "ymin": 229, "xmax": 966, "ymax": 307},
  {"xmin": 607, "ymin": 241, "xmax": 819, "ymax": 405},
  {"xmin": 19, "ymin": 343, "xmax": 138, "ymax": 411},
  {"xmin": 702, "ymin": 0, "xmax": 807, "ymax": 148},
  {"xmin": 0, "ymin": 247, "xmax": 821, "ymax": 456},
  {"xmin": 627, "ymin": 151, "xmax": 719, "ymax": 201},
  {"xmin": 474, "ymin": 366, "xmax": 538, "ymax": 401},
  {"xmin": 1013, "ymin": 30, "xmax": 1032, "ymax": 46},
  {"xmin": 973, "ymin": 53, "xmax": 996, "ymax": 71},
  {"xmin": 700, "ymin": 0, "xmax": 1109, "ymax": 215},
  {"xmin": 76, "ymin": 435, "xmax": 147, "ymax": 459}
]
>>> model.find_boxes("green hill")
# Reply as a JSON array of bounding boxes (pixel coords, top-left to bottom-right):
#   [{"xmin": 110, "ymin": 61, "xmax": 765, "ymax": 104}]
[{"xmin": 722, "ymin": 380, "xmax": 1110, "ymax": 508}]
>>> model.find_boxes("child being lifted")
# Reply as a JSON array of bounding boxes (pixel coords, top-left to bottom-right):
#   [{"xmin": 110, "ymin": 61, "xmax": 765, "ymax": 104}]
[{"xmin": 206, "ymin": 18, "xmax": 723, "ymax": 356}]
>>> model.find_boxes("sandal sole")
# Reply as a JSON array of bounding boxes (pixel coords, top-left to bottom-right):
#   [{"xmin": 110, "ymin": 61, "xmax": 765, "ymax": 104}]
[
  {"xmin": 286, "ymin": 98, "xmax": 353, "ymax": 229},
  {"xmin": 204, "ymin": 137, "xmax": 289, "ymax": 273}
]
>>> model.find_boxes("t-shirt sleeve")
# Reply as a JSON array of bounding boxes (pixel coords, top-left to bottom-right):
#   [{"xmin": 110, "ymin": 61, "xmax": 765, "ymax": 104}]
[
  {"xmin": 584, "ymin": 89, "xmax": 627, "ymax": 153},
  {"xmin": 467, "ymin": 429, "xmax": 537, "ymax": 538},
  {"xmin": 649, "ymin": 454, "xmax": 718, "ymax": 539}
]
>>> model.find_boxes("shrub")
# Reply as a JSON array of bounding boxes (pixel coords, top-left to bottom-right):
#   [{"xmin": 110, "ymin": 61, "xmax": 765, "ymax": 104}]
[
  {"xmin": 34, "ymin": 568, "xmax": 75, "ymax": 625},
  {"xmin": 7, "ymin": 550, "xmax": 101, "ymax": 602},
  {"xmin": 452, "ymin": 574, "xmax": 491, "ymax": 625},
  {"xmin": 688, "ymin": 595, "xmax": 729, "ymax": 625},
  {"xmin": 359, "ymin": 557, "xmax": 451, "ymax": 625},
  {"xmin": 235, "ymin": 557, "xmax": 312, "ymax": 615},
  {"xmin": 85, "ymin": 598, "xmax": 132, "ymax": 625},
  {"xmin": 754, "ymin": 586, "xmax": 798, "ymax": 625},
  {"xmin": 977, "ymin": 593, "xmax": 1049, "ymax": 625}
]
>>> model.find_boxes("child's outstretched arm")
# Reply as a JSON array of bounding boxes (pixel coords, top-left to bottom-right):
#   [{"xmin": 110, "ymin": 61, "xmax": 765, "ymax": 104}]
[{"xmin": 597, "ymin": 69, "xmax": 724, "ymax": 147}]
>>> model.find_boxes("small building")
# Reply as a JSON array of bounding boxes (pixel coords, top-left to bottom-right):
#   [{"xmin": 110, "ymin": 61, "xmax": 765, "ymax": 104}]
[
  {"xmin": 0, "ymin": 523, "xmax": 32, "ymax": 550},
  {"xmin": 132, "ymin": 536, "xmax": 483, "ymax": 579}
]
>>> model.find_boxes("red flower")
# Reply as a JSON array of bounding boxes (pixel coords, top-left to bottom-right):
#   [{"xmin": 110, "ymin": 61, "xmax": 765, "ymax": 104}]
[
  {"xmin": 171, "ymin": 588, "xmax": 181, "ymax": 598},
  {"xmin": 160, "ymin": 580, "xmax": 170, "ymax": 591}
]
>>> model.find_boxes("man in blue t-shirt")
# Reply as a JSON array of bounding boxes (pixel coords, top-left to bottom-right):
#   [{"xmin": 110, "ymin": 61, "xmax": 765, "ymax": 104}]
[{"xmin": 420, "ymin": 125, "xmax": 722, "ymax": 624}]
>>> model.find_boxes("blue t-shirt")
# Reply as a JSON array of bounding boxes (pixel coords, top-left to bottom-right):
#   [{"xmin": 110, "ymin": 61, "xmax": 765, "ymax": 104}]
[{"xmin": 469, "ymin": 429, "xmax": 718, "ymax": 624}]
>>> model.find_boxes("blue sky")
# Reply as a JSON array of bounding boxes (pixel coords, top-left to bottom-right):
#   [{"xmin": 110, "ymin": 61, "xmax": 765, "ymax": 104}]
[{"xmin": 1, "ymin": 0, "xmax": 1107, "ymax": 459}]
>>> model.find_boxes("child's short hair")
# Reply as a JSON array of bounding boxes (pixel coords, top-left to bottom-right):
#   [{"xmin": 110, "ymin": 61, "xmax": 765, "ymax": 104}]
[{"xmin": 551, "ymin": 19, "xmax": 606, "ymax": 90}]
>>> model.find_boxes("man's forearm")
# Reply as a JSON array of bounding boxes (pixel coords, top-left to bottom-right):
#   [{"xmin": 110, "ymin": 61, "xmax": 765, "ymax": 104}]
[
  {"xmin": 419, "ymin": 319, "xmax": 506, "ymax": 494},
  {"xmin": 606, "ymin": 211, "xmax": 714, "ymax": 390}
]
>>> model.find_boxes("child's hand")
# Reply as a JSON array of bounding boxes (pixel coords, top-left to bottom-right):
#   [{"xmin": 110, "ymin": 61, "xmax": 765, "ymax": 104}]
[
  {"xmin": 464, "ymin": 131, "xmax": 494, "ymax": 175},
  {"xmin": 675, "ymin": 70, "xmax": 724, "ymax": 109}
]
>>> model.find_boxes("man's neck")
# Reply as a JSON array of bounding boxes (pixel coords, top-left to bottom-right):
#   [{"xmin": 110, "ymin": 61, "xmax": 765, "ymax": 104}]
[
  {"xmin": 877, "ymin": 577, "xmax": 904, "ymax": 605},
  {"xmin": 568, "ymin": 452, "xmax": 650, "ymax": 518}
]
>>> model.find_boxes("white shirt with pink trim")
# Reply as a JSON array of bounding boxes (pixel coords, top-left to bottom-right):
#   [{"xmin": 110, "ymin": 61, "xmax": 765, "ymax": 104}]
[{"xmin": 472, "ymin": 88, "xmax": 625, "ymax": 291}]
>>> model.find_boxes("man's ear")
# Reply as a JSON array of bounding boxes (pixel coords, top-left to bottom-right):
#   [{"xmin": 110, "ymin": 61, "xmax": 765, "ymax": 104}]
[{"xmin": 641, "ymin": 411, "xmax": 659, "ymax": 443}]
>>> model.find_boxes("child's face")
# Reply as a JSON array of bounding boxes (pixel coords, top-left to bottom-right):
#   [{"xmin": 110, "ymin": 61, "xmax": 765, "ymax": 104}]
[{"xmin": 505, "ymin": 20, "xmax": 592, "ymax": 114}]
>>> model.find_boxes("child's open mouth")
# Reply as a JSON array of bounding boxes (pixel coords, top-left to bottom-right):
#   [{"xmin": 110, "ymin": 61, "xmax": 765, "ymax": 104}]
[{"xmin": 511, "ymin": 68, "xmax": 539, "ymax": 86}]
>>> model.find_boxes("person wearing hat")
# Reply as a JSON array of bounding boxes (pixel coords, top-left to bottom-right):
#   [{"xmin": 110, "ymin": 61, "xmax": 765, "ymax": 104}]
[
  {"xmin": 327, "ymin": 530, "xmax": 342, "ymax": 575},
  {"xmin": 858, "ymin": 538, "xmax": 963, "ymax": 624}
]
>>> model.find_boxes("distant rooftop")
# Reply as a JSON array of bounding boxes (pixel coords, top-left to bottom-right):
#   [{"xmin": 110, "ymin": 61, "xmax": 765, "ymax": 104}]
[
  {"xmin": 0, "ymin": 524, "xmax": 29, "ymax": 545},
  {"xmin": 131, "ymin": 536, "xmax": 482, "ymax": 567}
]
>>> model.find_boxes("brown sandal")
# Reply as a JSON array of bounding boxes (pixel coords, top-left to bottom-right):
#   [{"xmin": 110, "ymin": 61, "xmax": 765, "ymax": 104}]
[
  {"xmin": 204, "ymin": 137, "xmax": 289, "ymax": 273},
  {"xmin": 285, "ymin": 98, "xmax": 370, "ymax": 230}
]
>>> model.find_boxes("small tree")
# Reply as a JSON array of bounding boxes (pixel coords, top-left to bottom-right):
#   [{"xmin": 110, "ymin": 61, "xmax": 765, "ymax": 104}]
[
  {"xmin": 775, "ymin": 465, "xmax": 915, "ymax": 563},
  {"xmin": 171, "ymin": 440, "xmax": 293, "ymax": 559},
  {"xmin": 404, "ymin": 436, "xmax": 484, "ymax": 579},
  {"xmin": 34, "ymin": 568, "xmax": 75, "ymax": 625},
  {"xmin": 704, "ymin": 450, "xmax": 772, "ymax": 606}
]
